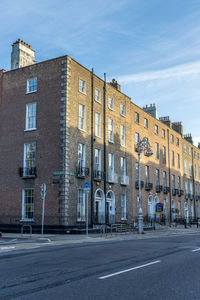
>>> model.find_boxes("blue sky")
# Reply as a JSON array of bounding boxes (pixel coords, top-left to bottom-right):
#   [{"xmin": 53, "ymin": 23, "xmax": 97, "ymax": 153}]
[{"xmin": 0, "ymin": 0, "xmax": 200, "ymax": 145}]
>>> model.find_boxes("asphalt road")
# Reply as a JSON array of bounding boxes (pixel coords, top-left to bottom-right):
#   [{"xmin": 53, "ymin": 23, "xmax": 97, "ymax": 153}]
[{"xmin": 1, "ymin": 232, "xmax": 200, "ymax": 299}]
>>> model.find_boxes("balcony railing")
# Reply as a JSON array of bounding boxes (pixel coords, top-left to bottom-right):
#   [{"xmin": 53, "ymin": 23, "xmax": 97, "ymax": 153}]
[
  {"xmin": 76, "ymin": 166, "xmax": 89, "ymax": 178},
  {"xmin": 163, "ymin": 186, "xmax": 170, "ymax": 194},
  {"xmin": 177, "ymin": 189, "xmax": 184, "ymax": 197},
  {"xmin": 189, "ymin": 194, "xmax": 194, "ymax": 200},
  {"xmin": 19, "ymin": 167, "xmax": 37, "ymax": 178},
  {"xmin": 156, "ymin": 185, "xmax": 162, "ymax": 193},
  {"xmin": 93, "ymin": 170, "xmax": 104, "ymax": 181},
  {"xmin": 195, "ymin": 195, "xmax": 200, "ymax": 201},
  {"xmin": 135, "ymin": 180, "xmax": 144, "ymax": 189},
  {"xmin": 185, "ymin": 193, "xmax": 189, "ymax": 199},
  {"xmin": 145, "ymin": 182, "xmax": 153, "ymax": 191},
  {"xmin": 172, "ymin": 188, "xmax": 176, "ymax": 196}
]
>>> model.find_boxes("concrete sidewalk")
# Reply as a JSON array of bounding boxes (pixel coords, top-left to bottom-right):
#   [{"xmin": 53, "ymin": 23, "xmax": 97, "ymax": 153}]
[{"xmin": 1, "ymin": 225, "xmax": 200, "ymax": 244}]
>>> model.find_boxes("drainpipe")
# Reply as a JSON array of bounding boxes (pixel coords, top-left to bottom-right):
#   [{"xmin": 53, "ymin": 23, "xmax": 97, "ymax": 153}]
[
  {"xmin": 90, "ymin": 68, "xmax": 94, "ymax": 226},
  {"xmin": 191, "ymin": 147, "xmax": 196, "ymax": 218},
  {"xmin": 167, "ymin": 129, "xmax": 172, "ymax": 226},
  {"xmin": 103, "ymin": 73, "xmax": 107, "ymax": 224}
]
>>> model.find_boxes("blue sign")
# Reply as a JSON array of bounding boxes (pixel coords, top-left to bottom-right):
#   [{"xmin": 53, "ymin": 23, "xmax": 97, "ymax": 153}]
[{"xmin": 84, "ymin": 182, "xmax": 90, "ymax": 189}]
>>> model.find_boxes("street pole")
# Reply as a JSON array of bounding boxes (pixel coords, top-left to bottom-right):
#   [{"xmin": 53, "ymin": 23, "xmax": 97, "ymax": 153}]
[
  {"xmin": 41, "ymin": 183, "xmax": 46, "ymax": 237},
  {"xmin": 86, "ymin": 191, "xmax": 89, "ymax": 237},
  {"xmin": 136, "ymin": 138, "xmax": 153, "ymax": 234},
  {"xmin": 138, "ymin": 148, "xmax": 143, "ymax": 234},
  {"xmin": 42, "ymin": 195, "xmax": 45, "ymax": 236}
]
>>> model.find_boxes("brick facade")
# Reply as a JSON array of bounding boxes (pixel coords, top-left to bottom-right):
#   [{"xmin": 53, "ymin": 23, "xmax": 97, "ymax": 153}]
[{"xmin": 0, "ymin": 44, "xmax": 200, "ymax": 232}]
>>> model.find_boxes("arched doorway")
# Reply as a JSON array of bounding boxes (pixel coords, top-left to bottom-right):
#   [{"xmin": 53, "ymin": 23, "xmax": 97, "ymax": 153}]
[
  {"xmin": 148, "ymin": 195, "xmax": 154, "ymax": 220},
  {"xmin": 94, "ymin": 189, "xmax": 105, "ymax": 224},
  {"xmin": 106, "ymin": 191, "xmax": 115, "ymax": 224},
  {"xmin": 154, "ymin": 196, "xmax": 160, "ymax": 221}
]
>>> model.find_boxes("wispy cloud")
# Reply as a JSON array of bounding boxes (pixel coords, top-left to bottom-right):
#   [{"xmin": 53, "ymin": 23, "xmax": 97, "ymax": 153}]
[{"xmin": 117, "ymin": 61, "xmax": 200, "ymax": 83}]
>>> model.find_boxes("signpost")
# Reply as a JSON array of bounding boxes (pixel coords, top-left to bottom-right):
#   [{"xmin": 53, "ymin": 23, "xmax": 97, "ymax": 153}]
[
  {"xmin": 156, "ymin": 203, "xmax": 164, "ymax": 214},
  {"xmin": 84, "ymin": 182, "xmax": 90, "ymax": 237},
  {"xmin": 41, "ymin": 183, "xmax": 46, "ymax": 236}
]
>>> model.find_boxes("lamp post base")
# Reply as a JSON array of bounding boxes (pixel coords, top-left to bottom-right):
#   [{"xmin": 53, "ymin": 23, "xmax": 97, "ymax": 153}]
[{"xmin": 138, "ymin": 213, "xmax": 143, "ymax": 234}]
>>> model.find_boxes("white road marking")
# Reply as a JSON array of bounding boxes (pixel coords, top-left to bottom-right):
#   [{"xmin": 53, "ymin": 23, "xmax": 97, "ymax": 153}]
[
  {"xmin": 99, "ymin": 260, "xmax": 161, "ymax": 280},
  {"xmin": 192, "ymin": 248, "xmax": 200, "ymax": 252},
  {"xmin": 0, "ymin": 246, "xmax": 15, "ymax": 250}
]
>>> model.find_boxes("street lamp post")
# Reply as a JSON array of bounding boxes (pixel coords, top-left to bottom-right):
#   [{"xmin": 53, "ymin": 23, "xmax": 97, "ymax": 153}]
[{"xmin": 137, "ymin": 138, "xmax": 153, "ymax": 234}]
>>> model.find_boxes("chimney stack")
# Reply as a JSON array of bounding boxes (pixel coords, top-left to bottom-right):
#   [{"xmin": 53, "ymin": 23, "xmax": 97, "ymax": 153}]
[
  {"xmin": 109, "ymin": 78, "xmax": 121, "ymax": 91},
  {"xmin": 143, "ymin": 103, "xmax": 158, "ymax": 118},
  {"xmin": 11, "ymin": 39, "xmax": 35, "ymax": 70}
]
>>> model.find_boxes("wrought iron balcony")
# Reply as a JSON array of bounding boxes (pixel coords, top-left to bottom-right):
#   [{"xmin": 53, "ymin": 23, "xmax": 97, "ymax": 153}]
[
  {"xmin": 19, "ymin": 167, "xmax": 37, "ymax": 178},
  {"xmin": 189, "ymin": 194, "xmax": 194, "ymax": 200},
  {"xmin": 156, "ymin": 185, "xmax": 162, "ymax": 193},
  {"xmin": 177, "ymin": 189, "xmax": 184, "ymax": 197},
  {"xmin": 145, "ymin": 182, "xmax": 153, "ymax": 191},
  {"xmin": 195, "ymin": 195, "xmax": 200, "ymax": 201},
  {"xmin": 76, "ymin": 166, "xmax": 89, "ymax": 178},
  {"xmin": 185, "ymin": 193, "xmax": 189, "ymax": 199},
  {"xmin": 172, "ymin": 188, "xmax": 176, "ymax": 196},
  {"xmin": 93, "ymin": 170, "xmax": 104, "ymax": 182},
  {"xmin": 163, "ymin": 186, "xmax": 170, "ymax": 194},
  {"xmin": 135, "ymin": 180, "xmax": 144, "ymax": 189}
]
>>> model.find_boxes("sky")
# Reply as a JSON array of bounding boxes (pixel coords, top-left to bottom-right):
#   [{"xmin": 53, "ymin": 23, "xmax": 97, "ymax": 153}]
[{"xmin": 0, "ymin": 0, "xmax": 200, "ymax": 145}]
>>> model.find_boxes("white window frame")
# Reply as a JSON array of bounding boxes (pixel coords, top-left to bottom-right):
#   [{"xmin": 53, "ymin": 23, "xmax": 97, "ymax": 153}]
[
  {"xmin": 108, "ymin": 119, "xmax": 114, "ymax": 143},
  {"xmin": 94, "ymin": 149, "xmax": 101, "ymax": 174},
  {"xmin": 172, "ymin": 175, "xmax": 175, "ymax": 190},
  {"xmin": 155, "ymin": 143, "xmax": 159, "ymax": 159},
  {"xmin": 77, "ymin": 189, "xmax": 85, "ymax": 221},
  {"xmin": 25, "ymin": 103, "xmax": 37, "ymax": 131},
  {"xmin": 171, "ymin": 151, "xmax": 175, "ymax": 166},
  {"xmin": 79, "ymin": 78, "xmax": 86, "ymax": 94},
  {"xmin": 163, "ymin": 171, "xmax": 167, "ymax": 188},
  {"xmin": 177, "ymin": 153, "xmax": 180, "ymax": 168},
  {"xmin": 185, "ymin": 180, "xmax": 188, "ymax": 194},
  {"xmin": 95, "ymin": 88, "xmax": 101, "ymax": 103},
  {"xmin": 121, "ymin": 157, "xmax": 127, "ymax": 184},
  {"xmin": 155, "ymin": 125, "xmax": 158, "ymax": 135},
  {"xmin": 120, "ymin": 104, "xmax": 126, "ymax": 116},
  {"xmin": 121, "ymin": 194, "xmax": 126, "ymax": 220},
  {"xmin": 26, "ymin": 77, "xmax": 37, "ymax": 94},
  {"xmin": 184, "ymin": 160, "xmax": 187, "ymax": 174},
  {"xmin": 22, "ymin": 189, "xmax": 34, "ymax": 221},
  {"xmin": 23, "ymin": 142, "xmax": 36, "ymax": 176},
  {"xmin": 156, "ymin": 169, "xmax": 160, "ymax": 186},
  {"xmin": 163, "ymin": 146, "xmax": 166, "ymax": 163},
  {"xmin": 78, "ymin": 143, "xmax": 85, "ymax": 169},
  {"xmin": 189, "ymin": 162, "xmax": 192, "ymax": 177},
  {"xmin": 145, "ymin": 165, "xmax": 150, "ymax": 183},
  {"xmin": 162, "ymin": 129, "xmax": 165, "ymax": 139},
  {"xmin": 108, "ymin": 96, "xmax": 114, "ymax": 110},
  {"xmin": 120, "ymin": 125, "xmax": 125, "ymax": 147},
  {"xmin": 135, "ymin": 112, "xmax": 139, "ymax": 123},
  {"xmin": 144, "ymin": 118, "xmax": 148, "ymax": 128},
  {"xmin": 108, "ymin": 153, "xmax": 114, "ymax": 182},
  {"xmin": 95, "ymin": 112, "xmax": 101, "ymax": 137},
  {"xmin": 178, "ymin": 176, "xmax": 181, "ymax": 189},
  {"xmin": 78, "ymin": 104, "xmax": 86, "ymax": 131}
]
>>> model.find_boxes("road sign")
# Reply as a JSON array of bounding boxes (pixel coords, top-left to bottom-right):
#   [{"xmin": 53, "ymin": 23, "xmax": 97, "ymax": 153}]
[
  {"xmin": 84, "ymin": 182, "xmax": 90, "ymax": 188},
  {"xmin": 156, "ymin": 203, "xmax": 163, "ymax": 214},
  {"xmin": 84, "ymin": 182, "xmax": 90, "ymax": 194}
]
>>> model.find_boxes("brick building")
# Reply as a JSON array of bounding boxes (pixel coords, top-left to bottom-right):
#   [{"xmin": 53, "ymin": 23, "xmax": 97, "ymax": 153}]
[{"xmin": 0, "ymin": 39, "xmax": 200, "ymax": 232}]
